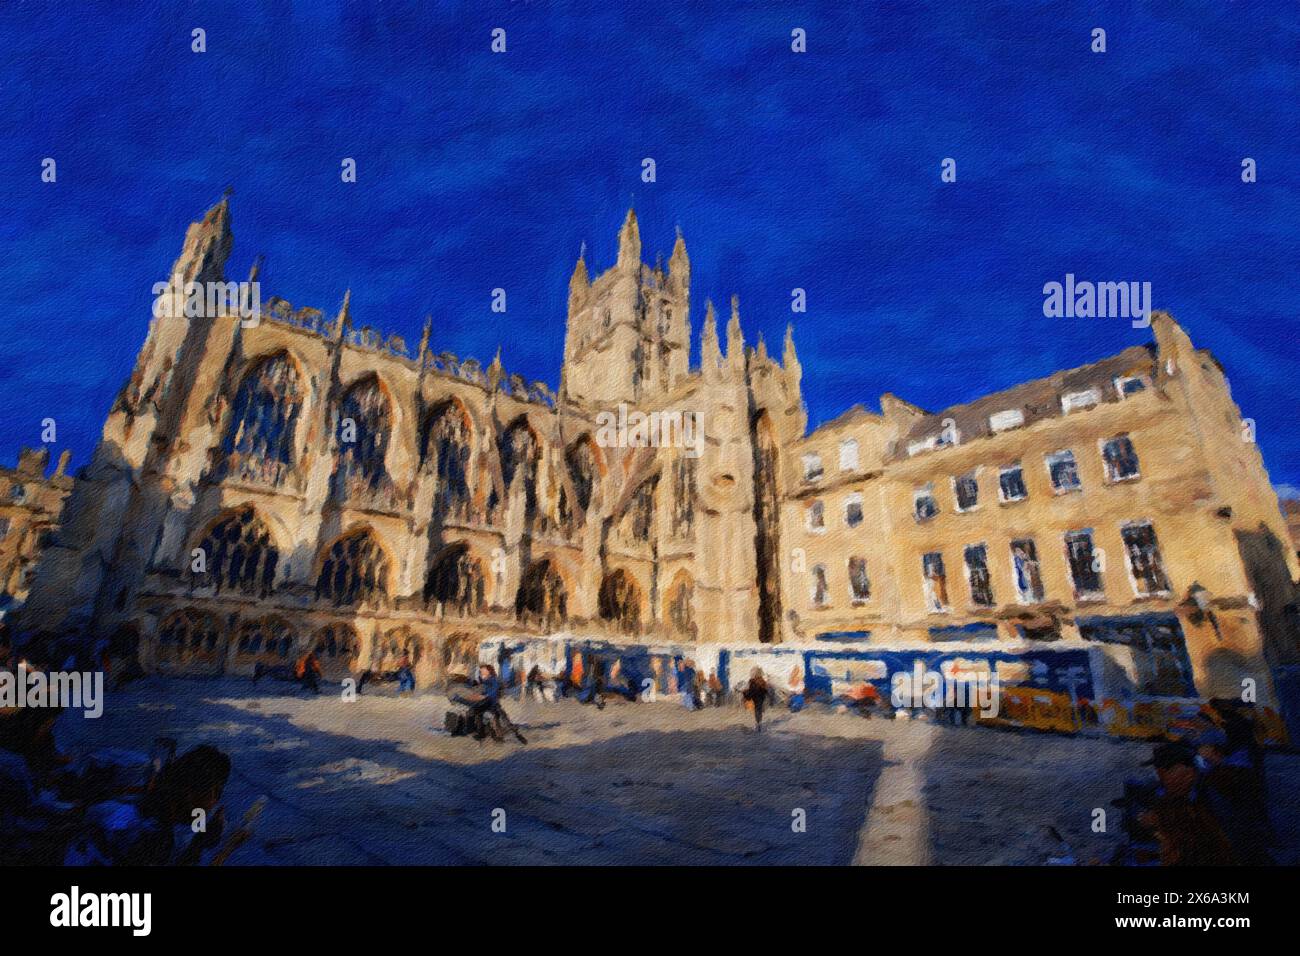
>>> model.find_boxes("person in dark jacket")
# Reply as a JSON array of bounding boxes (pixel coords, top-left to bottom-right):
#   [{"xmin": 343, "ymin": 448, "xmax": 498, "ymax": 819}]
[
  {"xmin": 742, "ymin": 668, "xmax": 770, "ymax": 731},
  {"xmin": 1139, "ymin": 743, "xmax": 1235, "ymax": 866}
]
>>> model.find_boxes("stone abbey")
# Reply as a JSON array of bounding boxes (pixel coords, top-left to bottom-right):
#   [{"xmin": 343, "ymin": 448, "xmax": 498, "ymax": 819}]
[{"xmin": 16, "ymin": 197, "xmax": 1300, "ymax": 722}]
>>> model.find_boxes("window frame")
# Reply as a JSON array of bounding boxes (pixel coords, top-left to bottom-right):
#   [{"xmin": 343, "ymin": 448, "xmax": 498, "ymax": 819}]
[
  {"xmin": 1045, "ymin": 449, "xmax": 1082, "ymax": 494},
  {"xmin": 998, "ymin": 463, "xmax": 1028, "ymax": 503}
]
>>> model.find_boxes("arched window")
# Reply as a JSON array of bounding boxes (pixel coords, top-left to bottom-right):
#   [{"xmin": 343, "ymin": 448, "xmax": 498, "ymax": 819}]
[
  {"xmin": 312, "ymin": 622, "xmax": 358, "ymax": 667},
  {"xmin": 424, "ymin": 543, "xmax": 486, "ymax": 616},
  {"xmin": 598, "ymin": 569, "xmax": 642, "ymax": 634},
  {"xmin": 223, "ymin": 353, "xmax": 302, "ymax": 485},
  {"xmin": 192, "ymin": 506, "xmax": 279, "ymax": 596},
  {"xmin": 619, "ymin": 477, "xmax": 656, "ymax": 543},
  {"xmin": 334, "ymin": 376, "xmax": 392, "ymax": 497},
  {"xmin": 421, "ymin": 401, "xmax": 472, "ymax": 521},
  {"xmin": 558, "ymin": 437, "xmax": 598, "ymax": 531},
  {"xmin": 156, "ymin": 608, "xmax": 224, "ymax": 666},
  {"xmin": 666, "ymin": 573, "xmax": 695, "ymax": 639},
  {"xmin": 315, "ymin": 529, "xmax": 390, "ymax": 607},
  {"xmin": 515, "ymin": 559, "xmax": 567, "ymax": 631},
  {"xmin": 235, "ymin": 617, "xmax": 296, "ymax": 660},
  {"xmin": 499, "ymin": 418, "xmax": 539, "ymax": 492}
]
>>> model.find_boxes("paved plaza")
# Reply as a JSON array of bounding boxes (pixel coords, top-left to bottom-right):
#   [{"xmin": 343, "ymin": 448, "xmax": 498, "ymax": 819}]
[{"xmin": 54, "ymin": 678, "xmax": 1300, "ymax": 865}]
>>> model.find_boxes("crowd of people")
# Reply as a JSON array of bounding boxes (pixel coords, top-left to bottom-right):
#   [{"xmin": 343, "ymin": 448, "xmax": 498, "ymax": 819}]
[
  {"xmin": 1119, "ymin": 698, "xmax": 1275, "ymax": 866},
  {"xmin": 0, "ymin": 625, "xmax": 251, "ymax": 865}
]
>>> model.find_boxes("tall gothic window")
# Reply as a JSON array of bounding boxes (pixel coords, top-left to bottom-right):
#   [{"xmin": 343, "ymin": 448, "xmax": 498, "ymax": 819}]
[
  {"xmin": 599, "ymin": 569, "xmax": 641, "ymax": 634},
  {"xmin": 421, "ymin": 401, "xmax": 473, "ymax": 521},
  {"xmin": 515, "ymin": 559, "xmax": 567, "ymax": 630},
  {"xmin": 560, "ymin": 437, "xmax": 598, "ymax": 528},
  {"xmin": 315, "ymin": 529, "xmax": 390, "ymax": 607},
  {"xmin": 670, "ymin": 456, "xmax": 696, "ymax": 537},
  {"xmin": 619, "ymin": 477, "xmax": 656, "ymax": 543},
  {"xmin": 424, "ymin": 543, "xmax": 486, "ymax": 616},
  {"xmin": 498, "ymin": 418, "xmax": 539, "ymax": 517},
  {"xmin": 334, "ymin": 376, "xmax": 392, "ymax": 497},
  {"xmin": 752, "ymin": 413, "xmax": 783, "ymax": 643},
  {"xmin": 192, "ymin": 506, "xmax": 279, "ymax": 596},
  {"xmin": 223, "ymin": 353, "xmax": 302, "ymax": 485},
  {"xmin": 666, "ymin": 573, "xmax": 695, "ymax": 639}
]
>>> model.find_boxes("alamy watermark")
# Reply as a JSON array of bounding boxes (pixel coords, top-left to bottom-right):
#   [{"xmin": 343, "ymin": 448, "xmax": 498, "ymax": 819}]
[
  {"xmin": 1043, "ymin": 274, "xmax": 1151, "ymax": 328},
  {"xmin": 595, "ymin": 403, "xmax": 703, "ymax": 458},
  {"xmin": 890, "ymin": 661, "xmax": 1000, "ymax": 718},
  {"xmin": 0, "ymin": 666, "xmax": 103, "ymax": 718},
  {"xmin": 152, "ymin": 273, "xmax": 261, "ymax": 327}
]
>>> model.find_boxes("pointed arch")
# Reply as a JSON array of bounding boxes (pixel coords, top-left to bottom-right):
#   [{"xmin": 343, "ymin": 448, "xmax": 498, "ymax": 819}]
[
  {"xmin": 333, "ymin": 373, "xmax": 393, "ymax": 494},
  {"xmin": 234, "ymin": 616, "xmax": 298, "ymax": 664},
  {"xmin": 314, "ymin": 527, "xmax": 392, "ymax": 607},
  {"xmin": 190, "ymin": 505, "xmax": 280, "ymax": 596},
  {"xmin": 515, "ymin": 558, "xmax": 568, "ymax": 631},
  {"xmin": 223, "ymin": 351, "xmax": 302, "ymax": 484},
  {"xmin": 558, "ymin": 433, "xmax": 603, "ymax": 530},
  {"xmin": 311, "ymin": 622, "xmax": 359, "ymax": 679},
  {"xmin": 155, "ymin": 607, "xmax": 226, "ymax": 674},
  {"xmin": 424, "ymin": 542, "xmax": 486, "ymax": 615},
  {"xmin": 421, "ymin": 398, "xmax": 474, "ymax": 522},
  {"xmin": 664, "ymin": 569, "xmax": 696, "ymax": 640},
  {"xmin": 598, "ymin": 568, "xmax": 643, "ymax": 635}
]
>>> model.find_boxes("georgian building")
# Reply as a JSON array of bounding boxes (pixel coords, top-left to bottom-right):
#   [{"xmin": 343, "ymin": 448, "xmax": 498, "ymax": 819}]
[{"xmin": 17, "ymin": 196, "xmax": 1300, "ymax": 712}]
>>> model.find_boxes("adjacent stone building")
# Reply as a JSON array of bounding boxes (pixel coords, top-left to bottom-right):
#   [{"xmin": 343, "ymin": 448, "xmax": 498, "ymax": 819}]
[
  {"xmin": 0, "ymin": 448, "xmax": 73, "ymax": 609},
  {"xmin": 16, "ymin": 197, "xmax": 1300, "ymax": 714}
]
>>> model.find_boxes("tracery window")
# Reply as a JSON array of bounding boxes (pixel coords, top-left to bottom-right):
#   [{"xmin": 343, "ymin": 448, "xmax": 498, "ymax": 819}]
[
  {"xmin": 315, "ymin": 530, "xmax": 390, "ymax": 607},
  {"xmin": 421, "ymin": 401, "xmax": 473, "ymax": 522},
  {"xmin": 223, "ymin": 353, "xmax": 302, "ymax": 485},
  {"xmin": 334, "ymin": 376, "xmax": 392, "ymax": 497},
  {"xmin": 192, "ymin": 507, "xmax": 279, "ymax": 596},
  {"xmin": 424, "ymin": 544, "xmax": 486, "ymax": 616}
]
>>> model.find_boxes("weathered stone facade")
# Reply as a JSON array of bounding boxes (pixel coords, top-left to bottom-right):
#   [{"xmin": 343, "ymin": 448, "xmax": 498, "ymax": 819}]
[
  {"xmin": 17, "ymin": 197, "xmax": 1300, "ymax": 711},
  {"xmin": 0, "ymin": 448, "xmax": 73, "ymax": 608},
  {"xmin": 18, "ymin": 199, "xmax": 803, "ymax": 684}
]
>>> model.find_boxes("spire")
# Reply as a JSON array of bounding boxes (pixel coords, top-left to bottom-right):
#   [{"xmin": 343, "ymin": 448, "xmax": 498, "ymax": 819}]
[
  {"xmin": 726, "ymin": 295, "xmax": 745, "ymax": 366},
  {"xmin": 700, "ymin": 299, "xmax": 722, "ymax": 375},
  {"xmin": 246, "ymin": 255, "xmax": 263, "ymax": 284},
  {"xmin": 669, "ymin": 226, "xmax": 689, "ymax": 291},
  {"xmin": 168, "ymin": 193, "xmax": 234, "ymax": 288},
  {"xmin": 333, "ymin": 288, "xmax": 352, "ymax": 340},
  {"xmin": 755, "ymin": 332, "xmax": 769, "ymax": 364},
  {"xmin": 617, "ymin": 207, "xmax": 641, "ymax": 271},
  {"xmin": 487, "ymin": 346, "xmax": 504, "ymax": 392},
  {"xmin": 783, "ymin": 322, "xmax": 799, "ymax": 367},
  {"xmin": 418, "ymin": 314, "xmax": 432, "ymax": 363},
  {"xmin": 569, "ymin": 247, "xmax": 589, "ymax": 308}
]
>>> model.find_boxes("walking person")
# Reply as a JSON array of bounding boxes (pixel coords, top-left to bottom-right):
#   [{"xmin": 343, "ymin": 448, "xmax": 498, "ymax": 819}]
[
  {"xmin": 742, "ymin": 667, "xmax": 770, "ymax": 732},
  {"xmin": 295, "ymin": 649, "xmax": 322, "ymax": 694},
  {"xmin": 395, "ymin": 651, "xmax": 415, "ymax": 695}
]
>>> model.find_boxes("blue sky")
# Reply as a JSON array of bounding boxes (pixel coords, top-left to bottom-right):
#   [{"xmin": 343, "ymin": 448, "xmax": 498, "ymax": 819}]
[{"xmin": 1, "ymin": 1, "xmax": 1297, "ymax": 489}]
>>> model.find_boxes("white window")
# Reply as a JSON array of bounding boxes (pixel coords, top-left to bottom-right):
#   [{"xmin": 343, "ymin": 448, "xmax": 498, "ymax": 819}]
[
  {"xmin": 1061, "ymin": 388, "xmax": 1100, "ymax": 413},
  {"xmin": 913, "ymin": 485, "xmax": 938, "ymax": 521},
  {"xmin": 844, "ymin": 492, "xmax": 864, "ymax": 528},
  {"xmin": 802, "ymin": 453, "xmax": 824, "ymax": 481},
  {"xmin": 1045, "ymin": 450, "xmax": 1082, "ymax": 493},
  {"xmin": 1115, "ymin": 375, "xmax": 1147, "ymax": 399},
  {"xmin": 806, "ymin": 499, "xmax": 825, "ymax": 532},
  {"xmin": 989, "ymin": 409, "xmax": 1025, "ymax": 433},
  {"xmin": 907, "ymin": 436, "xmax": 937, "ymax": 457},
  {"xmin": 953, "ymin": 471, "xmax": 979, "ymax": 511},
  {"xmin": 922, "ymin": 552, "xmax": 949, "ymax": 612},
  {"xmin": 839, "ymin": 439, "xmax": 859, "ymax": 472}
]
